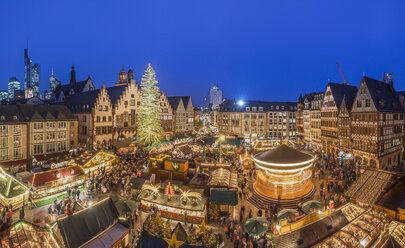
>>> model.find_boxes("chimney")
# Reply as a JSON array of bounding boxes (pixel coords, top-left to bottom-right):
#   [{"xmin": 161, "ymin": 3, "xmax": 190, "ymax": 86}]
[{"xmin": 70, "ymin": 65, "xmax": 76, "ymax": 85}]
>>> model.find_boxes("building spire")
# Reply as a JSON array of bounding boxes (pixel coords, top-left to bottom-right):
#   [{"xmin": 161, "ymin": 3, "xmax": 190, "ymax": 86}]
[
  {"xmin": 70, "ymin": 65, "xmax": 76, "ymax": 85},
  {"xmin": 51, "ymin": 66, "xmax": 54, "ymax": 76}
]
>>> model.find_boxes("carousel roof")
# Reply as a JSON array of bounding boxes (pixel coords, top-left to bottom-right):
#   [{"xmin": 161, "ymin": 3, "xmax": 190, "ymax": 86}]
[{"xmin": 253, "ymin": 144, "xmax": 315, "ymax": 170}]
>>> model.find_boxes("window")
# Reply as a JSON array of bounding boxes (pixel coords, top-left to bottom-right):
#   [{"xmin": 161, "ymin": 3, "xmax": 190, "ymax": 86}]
[
  {"xmin": 357, "ymin": 101, "xmax": 362, "ymax": 108},
  {"xmin": 96, "ymin": 116, "xmax": 100, "ymax": 122},
  {"xmin": 104, "ymin": 106, "xmax": 108, "ymax": 111},
  {"xmin": 252, "ymin": 107, "xmax": 257, "ymax": 111},
  {"xmin": 365, "ymin": 99, "xmax": 370, "ymax": 107},
  {"xmin": 83, "ymin": 116, "xmax": 87, "ymax": 122},
  {"xmin": 246, "ymin": 107, "xmax": 250, "ymax": 111},
  {"xmin": 130, "ymin": 100, "xmax": 136, "ymax": 106},
  {"xmin": 102, "ymin": 116, "xmax": 106, "ymax": 122},
  {"xmin": 33, "ymin": 144, "xmax": 43, "ymax": 155}
]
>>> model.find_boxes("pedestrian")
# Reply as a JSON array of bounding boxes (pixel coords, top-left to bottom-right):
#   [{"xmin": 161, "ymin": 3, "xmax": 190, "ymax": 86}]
[{"xmin": 7, "ymin": 209, "xmax": 13, "ymax": 225}]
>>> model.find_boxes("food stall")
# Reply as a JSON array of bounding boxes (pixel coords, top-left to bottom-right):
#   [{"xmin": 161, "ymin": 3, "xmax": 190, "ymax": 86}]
[
  {"xmin": 139, "ymin": 182, "xmax": 207, "ymax": 224},
  {"xmin": 341, "ymin": 203, "xmax": 365, "ymax": 222},
  {"xmin": 28, "ymin": 165, "xmax": 85, "ymax": 199},
  {"xmin": 6, "ymin": 221, "xmax": 60, "ymax": 248},
  {"xmin": 75, "ymin": 150, "xmax": 116, "ymax": 175},
  {"xmin": 0, "ymin": 167, "xmax": 29, "ymax": 209},
  {"xmin": 209, "ymin": 168, "xmax": 238, "ymax": 189},
  {"xmin": 315, "ymin": 209, "xmax": 389, "ymax": 248},
  {"xmin": 388, "ymin": 221, "xmax": 405, "ymax": 247}
]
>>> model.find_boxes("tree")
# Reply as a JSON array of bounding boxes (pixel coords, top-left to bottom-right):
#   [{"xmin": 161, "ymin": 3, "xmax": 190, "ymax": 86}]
[{"xmin": 137, "ymin": 63, "xmax": 163, "ymax": 146}]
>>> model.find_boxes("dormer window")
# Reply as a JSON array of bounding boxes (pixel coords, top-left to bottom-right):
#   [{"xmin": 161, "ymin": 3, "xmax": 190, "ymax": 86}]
[
  {"xmin": 276, "ymin": 106, "xmax": 279, "ymax": 110},
  {"xmin": 13, "ymin": 116, "xmax": 17, "ymax": 121},
  {"xmin": 252, "ymin": 107, "xmax": 257, "ymax": 111},
  {"xmin": 259, "ymin": 107, "xmax": 263, "ymax": 111},
  {"xmin": 379, "ymin": 99, "xmax": 385, "ymax": 108},
  {"xmin": 246, "ymin": 107, "xmax": 250, "ymax": 111}
]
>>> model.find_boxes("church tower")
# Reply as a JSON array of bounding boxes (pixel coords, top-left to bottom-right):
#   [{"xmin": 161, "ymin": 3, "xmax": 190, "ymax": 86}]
[{"xmin": 118, "ymin": 65, "xmax": 128, "ymax": 85}]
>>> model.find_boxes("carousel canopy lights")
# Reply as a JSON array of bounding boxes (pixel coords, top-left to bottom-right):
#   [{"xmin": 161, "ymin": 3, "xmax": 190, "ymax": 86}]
[{"xmin": 253, "ymin": 144, "xmax": 316, "ymax": 171}]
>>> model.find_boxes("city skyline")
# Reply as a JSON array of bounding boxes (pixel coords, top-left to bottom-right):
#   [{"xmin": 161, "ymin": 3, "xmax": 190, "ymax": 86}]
[{"xmin": 1, "ymin": 0, "xmax": 405, "ymax": 106}]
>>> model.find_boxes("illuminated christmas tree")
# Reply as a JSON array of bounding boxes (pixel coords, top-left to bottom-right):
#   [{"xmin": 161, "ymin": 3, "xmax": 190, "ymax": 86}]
[{"xmin": 137, "ymin": 63, "xmax": 163, "ymax": 146}]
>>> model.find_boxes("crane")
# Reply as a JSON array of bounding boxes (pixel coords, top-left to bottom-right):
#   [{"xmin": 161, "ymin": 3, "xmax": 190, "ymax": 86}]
[{"xmin": 336, "ymin": 62, "xmax": 348, "ymax": 85}]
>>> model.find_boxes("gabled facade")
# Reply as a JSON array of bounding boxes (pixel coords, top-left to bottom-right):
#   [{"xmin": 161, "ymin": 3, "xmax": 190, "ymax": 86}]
[
  {"xmin": 351, "ymin": 76, "xmax": 404, "ymax": 168},
  {"xmin": 168, "ymin": 96, "xmax": 194, "ymax": 136},
  {"xmin": 111, "ymin": 80, "xmax": 141, "ymax": 141},
  {"xmin": 337, "ymin": 96, "xmax": 352, "ymax": 154},
  {"xmin": 159, "ymin": 92, "xmax": 174, "ymax": 140},
  {"xmin": 321, "ymin": 82, "xmax": 357, "ymax": 155},
  {"xmin": 66, "ymin": 85, "xmax": 114, "ymax": 148}
]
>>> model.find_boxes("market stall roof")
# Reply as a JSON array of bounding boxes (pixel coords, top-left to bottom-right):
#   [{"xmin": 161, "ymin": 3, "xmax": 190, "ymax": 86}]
[
  {"xmin": 274, "ymin": 210, "xmax": 349, "ymax": 248},
  {"xmin": 254, "ymin": 144, "xmax": 314, "ymax": 165},
  {"xmin": 177, "ymin": 145, "xmax": 193, "ymax": 155},
  {"xmin": 173, "ymin": 222, "xmax": 187, "ymax": 241},
  {"xmin": 346, "ymin": 170, "xmax": 395, "ymax": 205},
  {"xmin": 83, "ymin": 223, "xmax": 128, "ymax": 248},
  {"xmin": 0, "ymin": 171, "xmax": 29, "ymax": 199},
  {"xmin": 55, "ymin": 198, "xmax": 120, "ymax": 248},
  {"xmin": 376, "ymin": 177, "xmax": 405, "ymax": 211},
  {"xmin": 6, "ymin": 221, "xmax": 59, "ymax": 248},
  {"xmin": 138, "ymin": 232, "xmax": 207, "ymax": 248},
  {"xmin": 209, "ymin": 168, "xmax": 238, "ymax": 188},
  {"xmin": 209, "ymin": 189, "xmax": 238, "ymax": 205},
  {"xmin": 28, "ymin": 165, "xmax": 84, "ymax": 187}
]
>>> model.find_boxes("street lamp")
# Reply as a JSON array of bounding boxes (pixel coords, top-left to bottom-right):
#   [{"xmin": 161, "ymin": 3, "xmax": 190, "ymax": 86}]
[{"xmin": 219, "ymin": 136, "xmax": 224, "ymax": 164}]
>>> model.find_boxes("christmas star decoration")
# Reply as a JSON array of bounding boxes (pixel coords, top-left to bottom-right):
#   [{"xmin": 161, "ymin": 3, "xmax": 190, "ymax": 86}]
[
  {"xmin": 156, "ymin": 215, "xmax": 164, "ymax": 227},
  {"xmin": 197, "ymin": 220, "xmax": 210, "ymax": 235},
  {"xmin": 164, "ymin": 233, "xmax": 184, "ymax": 248}
]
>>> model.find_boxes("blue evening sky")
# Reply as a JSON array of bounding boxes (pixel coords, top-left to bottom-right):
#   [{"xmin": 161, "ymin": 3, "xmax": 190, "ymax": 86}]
[{"xmin": 1, "ymin": 0, "xmax": 405, "ymax": 106}]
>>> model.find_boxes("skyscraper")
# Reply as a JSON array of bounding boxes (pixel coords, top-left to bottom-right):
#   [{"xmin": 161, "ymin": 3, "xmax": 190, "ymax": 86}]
[
  {"xmin": 24, "ymin": 48, "xmax": 32, "ymax": 89},
  {"xmin": 46, "ymin": 67, "xmax": 61, "ymax": 100},
  {"xmin": 209, "ymin": 84, "xmax": 223, "ymax": 110},
  {"xmin": 49, "ymin": 67, "xmax": 61, "ymax": 92},
  {"xmin": 31, "ymin": 63, "xmax": 41, "ymax": 98},
  {"xmin": 8, "ymin": 76, "xmax": 20, "ymax": 100}
]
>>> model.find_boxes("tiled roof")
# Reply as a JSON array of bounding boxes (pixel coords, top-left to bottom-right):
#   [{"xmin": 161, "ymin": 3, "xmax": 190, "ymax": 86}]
[
  {"xmin": 0, "ymin": 105, "xmax": 26, "ymax": 123},
  {"xmin": 327, "ymin": 82, "xmax": 358, "ymax": 109},
  {"xmin": 17, "ymin": 104, "xmax": 76, "ymax": 121},
  {"xmin": 106, "ymin": 85, "xmax": 127, "ymax": 106},
  {"xmin": 361, "ymin": 76, "xmax": 403, "ymax": 112},
  {"xmin": 219, "ymin": 99, "xmax": 297, "ymax": 112},
  {"xmin": 28, "ymin": 165, "xmax": 84, "ymax": 186},
  {"xmin": 66, "ymin": 90, "xmax": 101, "ymax": 113},
  {"xmin": 168, "ymin": 97, "xmax": 182, "ymax": 110}
]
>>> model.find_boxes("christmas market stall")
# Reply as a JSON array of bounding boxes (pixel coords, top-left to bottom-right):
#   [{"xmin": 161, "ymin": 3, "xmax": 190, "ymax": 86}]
[
  {"xmin": 148, "ymin": 154, "xmax": 171, "ymax": 170},
  {"xmin": 0, "ymin": 167, "xmax": 29, "ymax": 210},
  {"xmin": 149, "ymin": 158, "xmax": 189, "ymax": 182},
  {"xmin": 5, "ymin": 220, "xmax": 60, "ymax": 248},
  {"xmin": 28, "ymin": 165, "xmax": 85, "ymax": 199},
  {"xmin": 208, "ymin": 168, "xmax": 238, "ymax": 189},
  {"xmin": 52, "ymin": 198, "xmax": 129, "ymax": 248},
  {"xmin": 209, "ymin": 188, "xmax": 238, "ymax": 220},
  {"xmin": 139, "ymin": 182, "xmax": 207, "ymax": 224},
  {"xmin": 75, "ymin": 150, "xmax": 116, "ymax": 175}
]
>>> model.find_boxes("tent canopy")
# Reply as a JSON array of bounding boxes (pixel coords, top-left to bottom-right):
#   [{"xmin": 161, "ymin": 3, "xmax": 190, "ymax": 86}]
[{"xmin": 209, "ymin": 189, "xmax": 238, "ymax": 205}]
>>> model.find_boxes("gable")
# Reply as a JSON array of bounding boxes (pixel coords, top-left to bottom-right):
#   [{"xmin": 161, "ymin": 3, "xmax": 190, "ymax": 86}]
[
  {"xmin": 351, "ymin": 81, "xmax": 377, "ymax": 113},
  {"xmin": 82, "ymin": 79, "xmax": 95, "ymax": 92},
  {"xmin": 321, "ymin": 86, "xmax": 336, "ymax": 110},
  {"xmin": 176, "ymin": 99, "xmax": 186, "ymax": 112}
]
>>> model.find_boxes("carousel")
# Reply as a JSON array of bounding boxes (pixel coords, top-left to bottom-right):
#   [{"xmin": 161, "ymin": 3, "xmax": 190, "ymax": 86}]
[{"xmin": 249, "ymin": 144, "xmax": 316, "ymax": 209}]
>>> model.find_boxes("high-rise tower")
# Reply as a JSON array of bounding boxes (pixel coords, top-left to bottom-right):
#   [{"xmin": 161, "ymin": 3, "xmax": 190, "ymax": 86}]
[
  {"xmin": 24, "ymin": 48, "xmax": 32, "ymax": 89},
  {"xmin": 31, "ymin": 63, "xmax": 41, "ymax": 98},
  {"xmin": 8, "ymin": 77, "xmax": 20, "ymax": 100}
]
